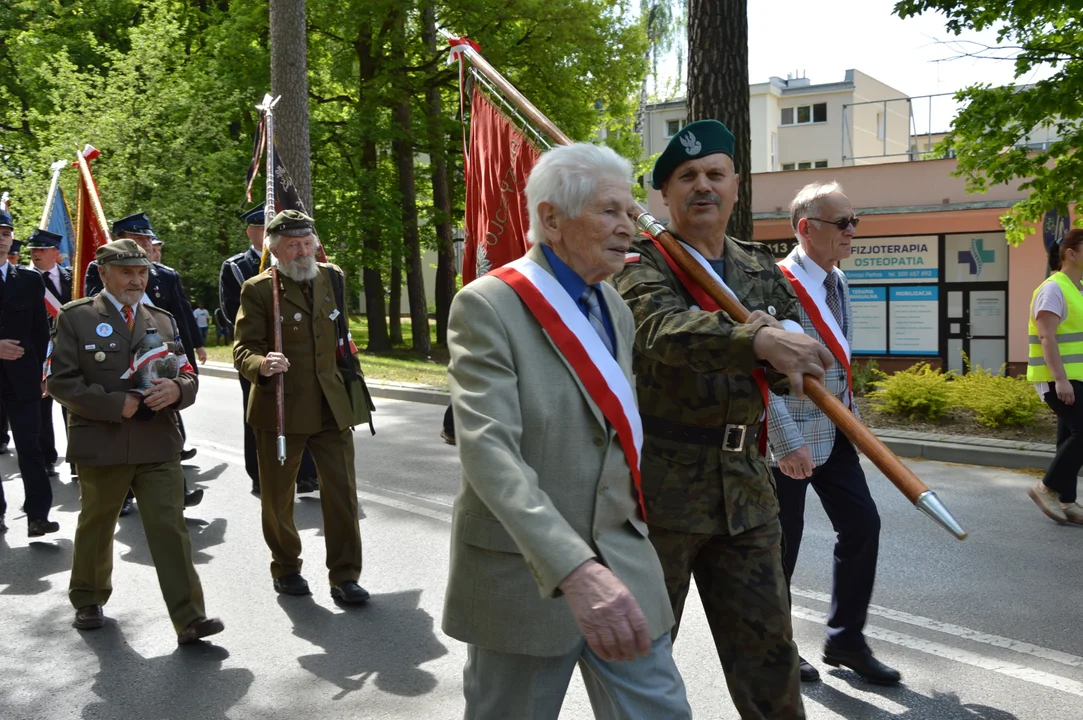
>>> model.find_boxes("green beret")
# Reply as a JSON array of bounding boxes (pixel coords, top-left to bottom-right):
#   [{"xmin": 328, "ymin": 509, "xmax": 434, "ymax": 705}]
[
  {"xmin": 651, "ymin": 119, "xmax": 736, "ymax": 190},
  {"xmin": 266, "ymin": 209, "xmax": 315, "ymax": 236},
  {"xmin": 96, "ymin": 239, "xmax": 150, "ymax": 266}
]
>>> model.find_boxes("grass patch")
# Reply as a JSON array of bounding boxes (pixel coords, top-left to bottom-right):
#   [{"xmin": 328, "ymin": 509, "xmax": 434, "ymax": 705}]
[{"xmin": 202, "ymin": 317, "xmax": 449, "ymax": 389}]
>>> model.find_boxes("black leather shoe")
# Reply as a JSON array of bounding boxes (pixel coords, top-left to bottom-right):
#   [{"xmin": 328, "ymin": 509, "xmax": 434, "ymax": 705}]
[
  {"xmin": 331, "ymin": 581, "xmax": 371, "ymax": 604},
  {"xmin": 177, "ymin": 616, "xmax": 225, "ymax": 645},
  {"xmin": 119, "ymin": 498, "xmax": 134, "ymax": 517},
  {"xmin": 0, "ymin": 443, "xmax": 8, "ymax": 455},
  {"xmin": 251, "ymin": 485, "xmax": 261, "ymax": 497},
  {"xmin": 73, "ymin": 604, "xmax": 105, "ymax": 630},
  {"xmin": 184, "ymin": 489, "xmax": 204, "ymax": 508},
  {"xmin": 0, "ymin": 515, "xmax": 7, "ymax": 533},
  {"xmin": 799, "ymin": 656, "xmax": 820, "ymax": 682},
  {"xmin": 273, "ymin": 573, "xmax": 311, "ymax": 596},
  {"xmin": 28, "ymin": 519, "xmax": 60, "ymax": 537},
  {"xmin": 823, "ymin": 645, "xmax": 901, "ymax": 685},
  {"xmin": 180, "ymin": 448, "xmax": 198, "ymax": 462},
  {"xmin": 296, "ymin": 476, "xmax": 319, "ymax": 494}
]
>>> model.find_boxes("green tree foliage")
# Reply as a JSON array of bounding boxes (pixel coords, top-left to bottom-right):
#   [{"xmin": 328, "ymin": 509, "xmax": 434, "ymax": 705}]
[
  {"xmin": 894, "ymin": 1, "xmax": 1083, "ymax": 244},
  {"xmin": 1, "ymin": 0, "xmax": 648, "ymax": 340}
]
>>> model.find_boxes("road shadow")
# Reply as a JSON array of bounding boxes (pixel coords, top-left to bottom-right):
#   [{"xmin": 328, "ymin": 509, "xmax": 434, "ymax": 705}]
[
  {"xmin": 79, "ymin": 624, "xmax": 253, "ymax": 720},
  {"xmin": 276, "ymin": 589, "xmax": 447, "ymax": 699},
  {"xmin": 0, "ymin": 536, "xmax": 73, "ymax": 595},
  {"xmin": 183, "ymin": 461, "xmax": 228, "ymax": 490},
  {"xmin": 115, "ymin": 515, "xmax": 227, "ymax": 567},
  {"xmin": 805, "ymin": 674, "xmax": 1020, "ymax": 719}
]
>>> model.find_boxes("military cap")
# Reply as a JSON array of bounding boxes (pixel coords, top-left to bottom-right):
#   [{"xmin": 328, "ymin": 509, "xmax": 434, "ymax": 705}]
[
  {"xmin": 112, "ymin": 211, "xmax": 157, "ymax": 239},
  {"xmin": 25, "ymin": 228, "xmax": 63, "ymax": 250},
  {"xmin": 96, "ymin": 238, "xmax": 150, "ymax": 266},
  {"xmin": 7, "ymin": 240, "xmax": 21, "ymax": 255},
  {"xmin": 0, "ymin": 210, "xmax": 12, "ymax": 229},
  {"xmin": 651, "ymin": 119, "xmax": 736, "ymax": 190},
  {"xmin": 266, "ymin": 209, "xmax": 315, "ymax": 236},
  {"xmin": 238, "ymin": 203, "xmax": 266, "ymax": 226},
  {"xmin": 151, "ymin": 238, "xmax": 164, "ymax": 246}
]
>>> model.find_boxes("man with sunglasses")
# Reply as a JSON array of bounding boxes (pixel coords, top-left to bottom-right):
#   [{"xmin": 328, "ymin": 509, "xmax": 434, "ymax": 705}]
[{"xmin": 768, "ymin": 182, "xmax": 900, "ymax": 686}]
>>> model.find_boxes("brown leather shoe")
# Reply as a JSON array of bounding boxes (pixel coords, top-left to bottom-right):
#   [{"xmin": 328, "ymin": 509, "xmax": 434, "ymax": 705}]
[
  {"xmin": 177, "ymin": 616, "xmax": 225, "ymax": 645},
  {"xmin": 1061, "ymin": 503, "xmax": 1083, "ymax": 525},
  {"xmin": 1029, "ymin": 482, "xmax": 1068, "ymax": 524},
  {"xmin": 74, "ymin": 605, "xmax": 105, "ymax": 630}
]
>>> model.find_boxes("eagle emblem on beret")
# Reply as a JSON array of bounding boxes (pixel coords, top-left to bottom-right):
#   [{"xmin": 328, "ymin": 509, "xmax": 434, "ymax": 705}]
[{"xmin": 680, "ymin": 130, "xmax": 702, "ymax": 156}]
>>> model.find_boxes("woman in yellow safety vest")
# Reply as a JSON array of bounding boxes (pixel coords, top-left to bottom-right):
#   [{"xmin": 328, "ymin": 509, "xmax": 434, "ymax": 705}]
[{"xmin": 1027, "ymin": 228, "xmax": 1083, "ymax": 525}]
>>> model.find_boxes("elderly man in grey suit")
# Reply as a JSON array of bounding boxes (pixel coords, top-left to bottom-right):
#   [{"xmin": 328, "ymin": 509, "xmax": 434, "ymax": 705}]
[
  {"xmin": 445, "ymin": 143, "xmax": 692, "ymax": 718},
  {"xmin": 768, "ymin": 181, "xmax": 900, "ymax": 686}
]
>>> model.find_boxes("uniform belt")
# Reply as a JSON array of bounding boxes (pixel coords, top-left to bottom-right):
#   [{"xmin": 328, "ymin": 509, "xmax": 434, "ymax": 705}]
[{"xmin": 642, "ymin": 415, "xmax": 760, "ymax": 452}]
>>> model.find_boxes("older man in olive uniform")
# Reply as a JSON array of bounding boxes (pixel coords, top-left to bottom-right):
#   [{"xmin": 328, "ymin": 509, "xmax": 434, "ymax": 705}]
[
  {"xmin": 220, "ymin": 203, "xmax": 320, "ymax": 496},
  {"xmin": 615, "ymin": 119, "xmax": 833, "ymax": 719},
  {"xmin": 234, "ymin": 210, "xmax": 368, "ymax": 604},
  {"xmin": 48, "ymin": 239, "xmax": 223, "ymax": 644}
]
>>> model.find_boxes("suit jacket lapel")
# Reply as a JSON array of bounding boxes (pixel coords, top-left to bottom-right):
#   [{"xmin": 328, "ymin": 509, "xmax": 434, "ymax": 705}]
[
  {"xmin": 94, "ymin": 294, "xmax": 131, "ymax": 342},
  {"xmin": 278, "ymin": 272, "xmax": 310, "ymax": 316},
  {"xmin": 313, "ymin": 265, "xmax": 334, "ymax": 320},
  {"xmin": 525, "ymin": 245, "xmax": 607, "ymax": 432}
]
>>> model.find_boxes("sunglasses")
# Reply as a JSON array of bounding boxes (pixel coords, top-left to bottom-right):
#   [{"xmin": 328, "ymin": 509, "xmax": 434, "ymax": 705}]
[{"xmin": 808, "ymin": 216, "xmax": 859, "ymax": 230}]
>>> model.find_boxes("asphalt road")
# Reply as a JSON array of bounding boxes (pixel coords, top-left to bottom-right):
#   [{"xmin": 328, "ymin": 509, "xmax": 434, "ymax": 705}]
[{"xmin": 0, "ymin": 374, "xmax": 1080, "ymax": 719}]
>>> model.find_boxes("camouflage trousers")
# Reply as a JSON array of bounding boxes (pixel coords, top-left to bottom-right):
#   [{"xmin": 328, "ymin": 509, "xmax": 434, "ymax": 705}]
[{"xmin": 649, "ymin": 518, "xmax": 804, "ymax": 720}]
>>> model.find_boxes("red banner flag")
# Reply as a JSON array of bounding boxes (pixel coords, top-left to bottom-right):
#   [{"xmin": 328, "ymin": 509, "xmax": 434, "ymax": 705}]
[
  {"xmin": 462, "ymin": 87, "xmax": 540, "ymax": 285},
  {"xmin": 72, "ymin": 150, "xmax": 108, "ymax": 300}
]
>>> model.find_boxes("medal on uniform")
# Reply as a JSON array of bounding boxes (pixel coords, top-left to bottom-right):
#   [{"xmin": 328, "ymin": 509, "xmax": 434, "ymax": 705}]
[
  {"xmin": 293, "ymin": 312, "xmax": 302, "ymax": 321},
  {"xmin": 94, "ymin": 351, "xmax": 106, "ymax": 363},
  {"xmin": 767, "ymin": 305, "xmax": 777, "ymax": 316},
  {"xmin": 96, "ymin": 323, "xmax": 113, "ymax": 338}
]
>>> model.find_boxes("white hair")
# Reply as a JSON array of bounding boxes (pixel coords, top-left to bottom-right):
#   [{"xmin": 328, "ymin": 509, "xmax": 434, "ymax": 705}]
[
  {"xmin": 525, "ymin": 143, "xmax": 633, "ymax": 246},
  {"xmin": 790, "ymin": 181, "xmax": 845, "ymax": 234}
]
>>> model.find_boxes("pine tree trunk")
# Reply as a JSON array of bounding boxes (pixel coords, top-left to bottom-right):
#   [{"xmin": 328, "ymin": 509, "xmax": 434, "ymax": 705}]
[
  {"xmin": 358, "ymin": 25, "xmax": 389, "ymax": 352},
  {"xmin": 389, "ymin": 253, "xmax": 403, "ymax": 345},
  {"xmin": 687, "ymin": 0, "xmax": 751, "ymax": 241},
  {"xmin": 269, "ymin": 0, "xmax": 313, "ymax": 212},
  {"xmin": 393, "ymin": 13, "xmax": 431, "ymax": 354},
  {"xmin": 422, "ymin": 1, "xmax": 455, "ymax": 346}
]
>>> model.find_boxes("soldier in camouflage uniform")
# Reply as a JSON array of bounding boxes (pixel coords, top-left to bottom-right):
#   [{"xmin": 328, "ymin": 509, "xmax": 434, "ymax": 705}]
[{"xmin": 615, "ymin": 119, "xmax": 833, "ymax": 720}]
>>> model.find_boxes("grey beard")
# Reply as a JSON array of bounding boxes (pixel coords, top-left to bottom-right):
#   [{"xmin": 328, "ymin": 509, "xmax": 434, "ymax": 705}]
[{"xmin": 278, "ymin": 256, "xmax": 318, "ymax": 282}]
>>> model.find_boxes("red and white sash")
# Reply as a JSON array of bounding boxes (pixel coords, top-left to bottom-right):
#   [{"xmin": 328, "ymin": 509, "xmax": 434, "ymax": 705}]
[
  {"xmin": 645, "ymin": 234, "xmax": 773, "ymax": 454},
  {"xmin": 777, "ymin": 249, "xmax": 853, "ymax": 408},
  {"xmin": 491, "ymin": 257, "xmax": 647, "ymax": 519},
  {"xmin": 44, "ymin": 288, "xmax": 62, "ymax": 318}
]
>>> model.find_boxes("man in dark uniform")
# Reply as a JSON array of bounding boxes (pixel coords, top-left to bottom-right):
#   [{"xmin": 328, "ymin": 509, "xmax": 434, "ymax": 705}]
[
  {"xmin": 49, "ymin": 238, "xmax": 223, "ymax": 643},
  {"xmin": 615, "ymin": 120, "xmax": 833, "ymax": 719},
  {"xmin": 220, "ymin": 203, "xmax": 319, "ymax": 496},
  {"xmin": 84, "ymin": 212, "xmax": 204, "ymax": 513},
  {"xmin": 0, "ymin": 212, "xmax": 58, "ymax": 536},
  {"xmin": 27, "ymin": 228, "xmax": 72, "ymax": 477}
]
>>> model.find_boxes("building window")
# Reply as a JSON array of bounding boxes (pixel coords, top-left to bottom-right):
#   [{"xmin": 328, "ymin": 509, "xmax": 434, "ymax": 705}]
[
  {"xmin": 782, "ymin": 103, "xmax": 827, "ymax": 126},
  {"xmin": 814, "ymin": 160, "xmax": 828, "ymax": 169},
  {"xmin": 876, "ymin": 112, "xmax": 886, "ymax": 141},
  {"xmin": 665, "ymin": 119, "xmax": 684, "ymax": 137},
  {"xmin": 782, "ymin": 162, "xmax": 795, "ymax": 171},
  {"xmin": 797, "ymin": 161, "xmax": 812, "ymax": 170}
]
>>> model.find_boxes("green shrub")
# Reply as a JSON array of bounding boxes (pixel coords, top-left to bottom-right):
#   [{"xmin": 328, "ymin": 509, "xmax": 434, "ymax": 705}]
[
  {"xmin": 948, "ymin": 362, "xmax": 1046, "ymax": 428},
  {"xmin": 852, "ymin": 358, "xmax": 882, "ymax": 398},
  {"xmin": 868, "ymin": 363, "xmax": 951, "ymax": 421}
]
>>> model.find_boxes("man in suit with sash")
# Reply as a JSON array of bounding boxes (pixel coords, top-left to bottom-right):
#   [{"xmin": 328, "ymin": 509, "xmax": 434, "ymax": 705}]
[
  {"xmin": 768, "ymin": 181, "xmax": 900, "ymax": 685},
  {"xmin": 27, "ymin": 228, "xmax": 72, "ymax": 477},
  {"xmin": 444, "ymin": 143, "xmax": 692, "ymax": 718}
]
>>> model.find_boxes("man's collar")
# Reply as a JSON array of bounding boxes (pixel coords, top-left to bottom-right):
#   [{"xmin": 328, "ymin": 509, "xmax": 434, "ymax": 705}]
[
  {"xmin": 101, "ymin": 289, "xmax": 126, "ymax": 312},
  {"xmin": 795, "ymin": 244, "xmax": 837, "ymax": 285},
  {"xmin": 540, "ymin": 244, "xmax": 590, "ymax": 300}
]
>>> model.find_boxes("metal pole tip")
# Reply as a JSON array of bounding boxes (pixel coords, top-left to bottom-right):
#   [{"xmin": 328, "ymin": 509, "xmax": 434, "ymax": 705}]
[
  {"xmin": 277, "ymin": 436, "xmax": 287, "ymax": 466},
  {"xmin": 915, "ymin": 490, "xmax": 968, "ymax": 540}
]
